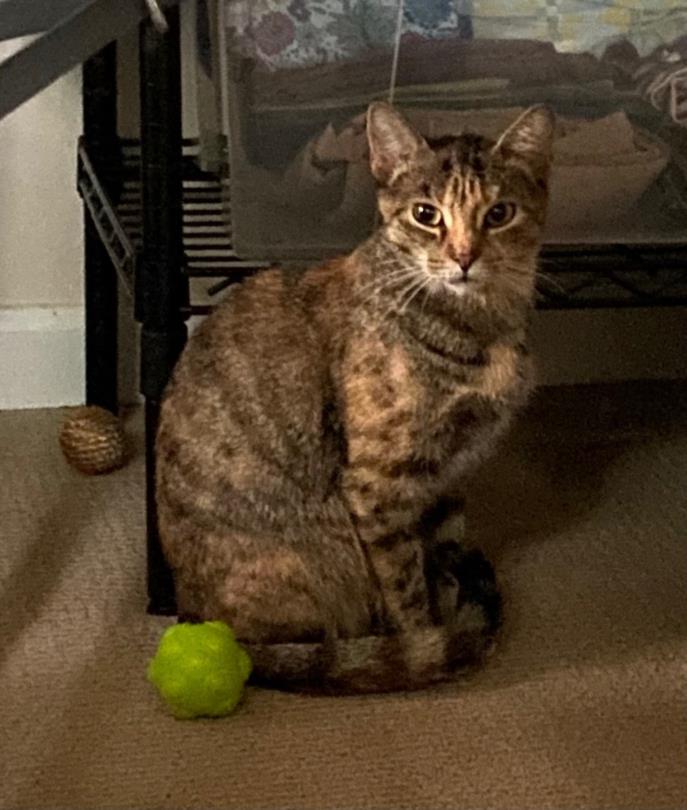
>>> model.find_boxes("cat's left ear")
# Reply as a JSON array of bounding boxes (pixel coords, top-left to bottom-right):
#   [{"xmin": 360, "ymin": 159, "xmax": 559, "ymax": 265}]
[
  {"xmin": 493, "ymin": 105, "xmax": 555, "ymax": 178},
  {"xmin": 367, "ymin": 102, "xmax": 432, "ymax": 186}
]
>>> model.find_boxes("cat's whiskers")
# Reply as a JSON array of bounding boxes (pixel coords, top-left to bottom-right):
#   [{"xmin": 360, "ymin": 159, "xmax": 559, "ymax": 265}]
[
  {"xmin": 534, "ymin": 269, "xmax": 566, "ymax": 295},
  {"xmin": 356, "ymin": 257, "xmax": 420, "ymax": 285},
  {"xmin": 357, "ymin": 277, "xmax": 420, "ymax": 311},
  {"xmin": 356, "ymin": 267, "xmax": 425, "ymax": 309},
  {"xmin": 374, "ymin": 275, "xmax": 427, "ymax": 323},
  {"xmin": 417, "ymin": 279, "xmax": 434, "ymax": 313},
  {"xmin": 356, "ymin": 266, "xmax": 418, "ymax": 296},
  {"xmin": 399, "ymin": 275, "xmax": 432, "ymax": 314},
  {"xmin": 391, "ymin": 275, "xmax": 425, "ymax": 310}
]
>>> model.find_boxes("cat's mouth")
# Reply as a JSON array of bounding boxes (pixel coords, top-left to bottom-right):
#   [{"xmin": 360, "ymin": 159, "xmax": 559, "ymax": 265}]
[
  {"xmin": 427, "ymin": 264, "xmax": 483, "ymax": 297},
  {"xmin": 437, "ymin": 261, "xmax": 483, "ymax": 288},
  {"xmin": 445, "ymin": 271, "xmax": 478, "ymax": 293}
]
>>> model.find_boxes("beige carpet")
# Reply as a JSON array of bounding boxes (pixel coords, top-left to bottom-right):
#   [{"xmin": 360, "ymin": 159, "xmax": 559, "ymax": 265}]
[{"xmin": 1, "ymin": 381, "xmax": 686, "ymax": 810}]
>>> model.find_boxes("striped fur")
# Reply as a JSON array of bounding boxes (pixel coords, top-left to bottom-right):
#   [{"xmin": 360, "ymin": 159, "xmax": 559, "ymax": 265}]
[{"xmin": 156, "ymin": 103, "xmax": 553, "ymax": 693}]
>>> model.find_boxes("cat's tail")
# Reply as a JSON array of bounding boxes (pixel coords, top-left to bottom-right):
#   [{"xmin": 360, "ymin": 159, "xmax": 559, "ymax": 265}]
[{"xmin": 245, "ymin": 598, "xmax": 499, "ymax": 695}]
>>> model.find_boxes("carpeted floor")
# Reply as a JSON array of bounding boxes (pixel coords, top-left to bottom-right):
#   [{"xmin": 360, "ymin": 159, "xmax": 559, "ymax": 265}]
[{"xmin": 1, "ymin": 381, "xmax": 686, "ymax": 810}]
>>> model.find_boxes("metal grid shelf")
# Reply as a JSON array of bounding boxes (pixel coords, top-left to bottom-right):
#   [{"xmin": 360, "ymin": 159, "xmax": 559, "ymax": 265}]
[
  {"xmin": 77, "ymin": 138, "xmax": 269, "ymax": 308},
  {"xmin": 78, "ymin": 138, "xmax": 687, "ymax": 312}
]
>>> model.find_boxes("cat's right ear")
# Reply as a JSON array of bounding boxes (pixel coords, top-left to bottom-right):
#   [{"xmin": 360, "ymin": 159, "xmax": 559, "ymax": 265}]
[
  {"xmin": 366, "ymin": 102, "xmax": 430, "ymax": 186},
  {"xmin": 493, "ymin": 105, "xmax": 555, "ymax": 179}
]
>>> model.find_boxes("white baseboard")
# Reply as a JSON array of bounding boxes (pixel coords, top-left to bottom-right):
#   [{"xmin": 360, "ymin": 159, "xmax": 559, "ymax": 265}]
[{"xmin": 0, "ymin": 306, "xmax": 84, "ymax": 409}]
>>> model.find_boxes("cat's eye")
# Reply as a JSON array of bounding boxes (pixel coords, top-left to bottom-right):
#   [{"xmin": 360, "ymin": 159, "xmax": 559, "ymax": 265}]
[
  {"xmin": 484, "ymin": 202, "xmax": 516, "ymax": 229},
  {"xmin": 412, "ymin": 203, "xmax": 442, "ymax": 228}
]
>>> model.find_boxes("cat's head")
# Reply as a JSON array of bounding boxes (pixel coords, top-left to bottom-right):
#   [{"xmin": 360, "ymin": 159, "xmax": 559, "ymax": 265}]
[{"xmin": 366, "ymin": 103, "xmax": 554, "ymax": 309}]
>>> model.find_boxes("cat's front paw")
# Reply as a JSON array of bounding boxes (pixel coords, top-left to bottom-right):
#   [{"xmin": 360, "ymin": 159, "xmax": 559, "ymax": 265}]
[
  {"xmin": 452, "ymin": 547, "xmax": 502, "ymax": 636},
  {"xmin": 425, "ymin": 542, "xmax": 502, "ymax": 635}
]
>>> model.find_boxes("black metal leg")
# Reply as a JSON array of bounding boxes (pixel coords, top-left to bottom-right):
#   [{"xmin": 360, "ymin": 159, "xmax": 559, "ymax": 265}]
[
  {"xmin": 137, "ymin": 7, "xmax": 188, "ymax": 615},
  {"xmin": 83, "ymin": 43, "xmax": 119, "ymax": 413},
  {"xmin": 144, "ymin": 398, "xmax": 180, "ymax": 615}
]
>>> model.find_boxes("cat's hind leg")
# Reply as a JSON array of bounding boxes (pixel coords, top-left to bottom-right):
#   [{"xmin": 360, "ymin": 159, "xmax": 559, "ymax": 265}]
[
  {"xmin": 424, "ymin": 541, "xmax": 502, "ymax": 634},
  {"xmin": 167, "ymin": 517, "xmax": 377, "ymax": 644}
]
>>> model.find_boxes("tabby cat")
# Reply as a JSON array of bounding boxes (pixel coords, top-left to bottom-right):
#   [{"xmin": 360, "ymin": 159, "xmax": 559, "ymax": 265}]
[{"xmin": 156, "ymin": 102, "xmax": 554, "ymax": 693}]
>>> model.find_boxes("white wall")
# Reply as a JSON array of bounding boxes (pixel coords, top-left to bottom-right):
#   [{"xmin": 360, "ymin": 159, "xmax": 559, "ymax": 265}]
[
  {"xmin": 0, "ymin": 73, "xmax": 83, "ymax": 305},
  {"xmin": 0, "ymin": 35, "xmax": 84, "ymax": 408},
  {"xmin": 0, "ymin": 4, "xmax": 203, "ymax": 409}
]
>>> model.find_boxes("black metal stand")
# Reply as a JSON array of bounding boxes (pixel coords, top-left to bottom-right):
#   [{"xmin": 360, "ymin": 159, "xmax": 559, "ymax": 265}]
[
  {"xmin": 137, "ymin": 7, "xmax": 188, "ymax": 615},
  {"xmin": 83, "ymin": 43, "xmax": 119, "ymax": 413}
]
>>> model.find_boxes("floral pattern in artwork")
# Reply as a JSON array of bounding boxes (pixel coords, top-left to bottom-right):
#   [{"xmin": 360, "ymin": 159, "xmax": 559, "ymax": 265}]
[{"xmin": 223, "ymin": 0, "xmax": 687, "ymax": 71}]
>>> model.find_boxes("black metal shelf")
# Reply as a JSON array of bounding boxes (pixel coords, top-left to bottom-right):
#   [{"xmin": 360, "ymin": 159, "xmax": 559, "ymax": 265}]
[
  {"xmin": 77, "ymin": 138, "xmax": 268, "ymax": 309},
  {"xmin": 78, "ymin": 137, "xmax": 687, "ymax": 312},
  {"xmin": 537, "ymin": 245, "xmax": 687, "ymax": 309}
]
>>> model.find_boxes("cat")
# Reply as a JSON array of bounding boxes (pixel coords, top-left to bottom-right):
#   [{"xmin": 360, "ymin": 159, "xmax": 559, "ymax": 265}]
[{"xmin": 156, "ymin": 102, "xmax": 554, "ymax": 693}]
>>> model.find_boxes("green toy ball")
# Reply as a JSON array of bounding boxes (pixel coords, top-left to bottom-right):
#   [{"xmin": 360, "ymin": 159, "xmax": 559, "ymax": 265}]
[{"xmin": 147, "ymin": 621, "xmax": 252, "ymax": 719}]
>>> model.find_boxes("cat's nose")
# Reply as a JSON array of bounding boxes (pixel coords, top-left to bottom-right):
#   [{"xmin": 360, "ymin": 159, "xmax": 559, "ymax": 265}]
[
  {"xmin": 447, "ymin": 244, "xmax": 476, "ymax": 273},
  {"xmin": 455, "ymin": 252, "xmax": 476, "ymax": 273}
]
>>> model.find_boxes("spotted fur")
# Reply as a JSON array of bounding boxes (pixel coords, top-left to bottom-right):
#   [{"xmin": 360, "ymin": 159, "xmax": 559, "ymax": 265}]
[{"xmin": 156, "ymin": 103, "xmax": 554, "ymax": 693}]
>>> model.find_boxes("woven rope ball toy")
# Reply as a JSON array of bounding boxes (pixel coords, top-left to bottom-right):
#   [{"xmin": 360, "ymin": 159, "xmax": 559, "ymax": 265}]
[{"xmin": 59, "ymin": 406, "xmax": 127, "ymax": 475}]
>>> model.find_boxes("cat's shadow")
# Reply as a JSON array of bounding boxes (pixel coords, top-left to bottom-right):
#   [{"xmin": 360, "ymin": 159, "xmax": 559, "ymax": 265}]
[
  {"xmin": 464, "ymin": 381, "xmax": 687, "ymax": 560},
  {"xmin": 434, "ymin": 387, "xmax": 687, "ymax": 695},
  {"xmin": 466, "ymin": 432, "xmax": 624, "ymax": 562}
]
